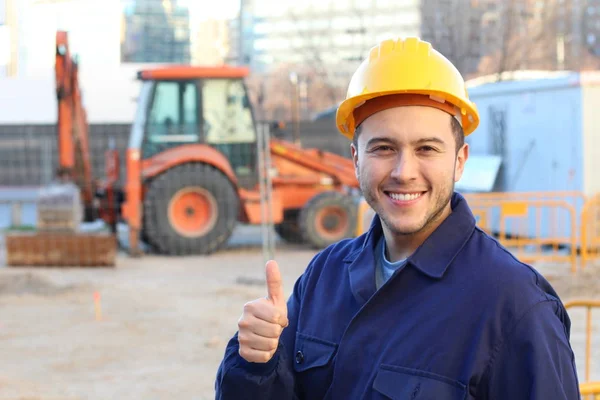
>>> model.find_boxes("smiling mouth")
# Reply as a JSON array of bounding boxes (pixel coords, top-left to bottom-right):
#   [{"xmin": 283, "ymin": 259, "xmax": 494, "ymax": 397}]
[{"xmin": 385, "ymin": 192, "xmax": 426, "ymax": 201}]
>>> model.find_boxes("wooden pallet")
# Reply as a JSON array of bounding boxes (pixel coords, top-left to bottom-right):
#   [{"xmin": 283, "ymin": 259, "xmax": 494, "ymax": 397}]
[{"xmin": 5, "ymin": 231, "xmax": 117, "ymax": 267}]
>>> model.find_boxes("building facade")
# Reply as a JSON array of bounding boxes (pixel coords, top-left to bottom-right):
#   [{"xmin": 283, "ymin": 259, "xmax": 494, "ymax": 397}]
[
  {"xmin": 230, "ymin": 0, "xmax": 421, "ymax": 77},
  {"xmin": 191, "ymin": 19, "xmax": 230, "ymax": 66},
  {"xmin": 0, "ymin": 0, "xmax": 20, "ymax": 78},
  {"xmin": 231, "ymin": 0, "xmax": 600, "ymax": 77},
  {"xmin": 121, "ymin": 0, "xmax": 191, "ymax": 64}
]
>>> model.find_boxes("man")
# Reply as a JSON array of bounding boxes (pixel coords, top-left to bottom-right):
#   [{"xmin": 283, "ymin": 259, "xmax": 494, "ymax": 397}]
[{"xmin": 215, "ymin": 37, "xmax": 580, "ymax": 399}]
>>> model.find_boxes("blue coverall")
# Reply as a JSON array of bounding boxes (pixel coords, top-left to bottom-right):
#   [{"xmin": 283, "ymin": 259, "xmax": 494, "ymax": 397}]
[{"xmin": 215, "ymin": 192, "xmax": 581, "ymax": 399}]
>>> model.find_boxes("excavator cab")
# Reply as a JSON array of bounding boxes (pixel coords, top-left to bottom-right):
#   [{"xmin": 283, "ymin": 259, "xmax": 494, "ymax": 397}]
[
  {"xmin": 133, "ymin": 66, "xmax": 259, "ymax": 190},
  {"xmin": 121, "ymin": 65, "xmax": 362, "ymax": 256},
  {"xmin": 121, "ymin": 65, "xmax": 274, "ymax": 255}
]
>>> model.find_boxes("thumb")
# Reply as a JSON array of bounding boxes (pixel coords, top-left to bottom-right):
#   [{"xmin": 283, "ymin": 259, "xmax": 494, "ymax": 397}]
[{"xmin": 265, "ymin": 260, "xmax": 285, "ymax": 308}]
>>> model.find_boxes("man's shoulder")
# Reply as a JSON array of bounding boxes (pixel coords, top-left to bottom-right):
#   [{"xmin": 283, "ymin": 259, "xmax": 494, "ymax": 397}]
[
  {"xmin": 465, "ymin": 227, "xmax": 564, "ymax": 308},
  {"xmin": 459, "ymin": 227, "xmax": 572, "ymax": 348}
]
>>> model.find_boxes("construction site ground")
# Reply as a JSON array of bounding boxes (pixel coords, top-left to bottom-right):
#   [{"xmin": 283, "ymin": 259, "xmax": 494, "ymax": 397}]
[{"xmin": 0, "ymin": 226, "xmax": 599, "ymax": 400}]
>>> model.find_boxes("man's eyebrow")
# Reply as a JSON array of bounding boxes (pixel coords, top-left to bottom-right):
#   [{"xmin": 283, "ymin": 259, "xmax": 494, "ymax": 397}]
[
  {"xmin": 365, "ymin": 136, "xmax": 447, "ymax": 147},
  {"xmin": 365, "ymin": 136, "xmax": 397, "ymax": 147},
  {"xmin": 414, "ymin": 137, "xmax": 447, "ymax": 146}
]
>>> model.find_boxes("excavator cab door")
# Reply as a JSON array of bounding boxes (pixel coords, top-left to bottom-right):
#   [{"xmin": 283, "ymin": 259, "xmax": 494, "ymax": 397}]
[{"xmin": 140, "ymin": 77, "xmax": 258, "ymax": 189}]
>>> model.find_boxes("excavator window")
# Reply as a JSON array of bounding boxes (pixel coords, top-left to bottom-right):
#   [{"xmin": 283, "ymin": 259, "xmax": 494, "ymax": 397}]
[
  {"xmin": 143, "ymin": 80, "xmax": 201, "ymax": 158},
  {"xmin": 201, "ymin": 78, "xmax": 258, "ymax": 188},
  {"xmin": 201, "ymin": 79, "xmax": 255, "ymax": 145}
]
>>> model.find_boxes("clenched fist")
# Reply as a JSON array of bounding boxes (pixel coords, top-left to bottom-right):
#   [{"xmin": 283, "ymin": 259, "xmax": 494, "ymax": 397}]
[{"xmin": 238, "ymin": 260, "xmax": 289, "ymax": 363}]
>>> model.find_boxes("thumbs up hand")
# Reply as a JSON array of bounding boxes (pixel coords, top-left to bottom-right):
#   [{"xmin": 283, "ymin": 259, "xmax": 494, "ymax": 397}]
[
  {"xmin": 265, "ymin": 260, "xmax": 289, "ymax": 326},
  {"xmin": 237, "ymin": 260, "xmax": 289, "ymax": 363}
]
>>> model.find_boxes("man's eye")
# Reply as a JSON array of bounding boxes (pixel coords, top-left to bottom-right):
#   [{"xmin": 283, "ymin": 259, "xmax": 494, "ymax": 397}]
[
  {"xmin": 419, "ymin": 146, "xmax": 436, "ymax": 152},
  {"xmin": 372, "ymin": 146, "xmax": 393, "ymax": 152}
]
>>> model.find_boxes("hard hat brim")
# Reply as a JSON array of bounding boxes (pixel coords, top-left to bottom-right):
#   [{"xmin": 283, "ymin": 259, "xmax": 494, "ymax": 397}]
[{"xmin": 336, "ymin": 89, "xmax": 479, "ymax": 140}]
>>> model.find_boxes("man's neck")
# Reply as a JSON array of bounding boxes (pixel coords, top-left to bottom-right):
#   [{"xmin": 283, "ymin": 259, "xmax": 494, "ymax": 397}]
[{"xmin": 382, "ymin": 202, "xmax": 453, "ymax": 263}]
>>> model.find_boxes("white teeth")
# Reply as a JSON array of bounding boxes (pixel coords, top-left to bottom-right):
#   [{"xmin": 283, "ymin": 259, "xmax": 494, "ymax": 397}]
[{"xmin": 388, "ymin": 192, "xmax": 422, "ymax": 201}]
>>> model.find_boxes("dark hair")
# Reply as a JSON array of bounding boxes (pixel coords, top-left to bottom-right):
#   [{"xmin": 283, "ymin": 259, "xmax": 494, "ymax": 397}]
[{"xmin": 352, "ymin": 115, "xmax": 465, "ymax": 153}]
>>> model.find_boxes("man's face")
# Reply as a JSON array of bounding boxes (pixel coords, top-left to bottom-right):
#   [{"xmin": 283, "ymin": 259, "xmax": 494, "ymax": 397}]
[{"xmin": 351, "ymin": 106, "xmax": 468, "ymax": 237}]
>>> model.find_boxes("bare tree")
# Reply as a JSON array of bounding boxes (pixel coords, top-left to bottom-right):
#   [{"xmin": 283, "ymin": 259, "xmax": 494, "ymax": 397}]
[
  {"xmin": 245, "ymin": 65, "xmax": 293, "ymax": 122},
  {"xmin": 476, "ymin": 0, "xmax": 558, "ymax": 77},
  {"xmin": 245, "ymin": 62, "xmax": 346, "ymax": 123},
  {"xmin": 420, "ymin": 0, "xmax": 484, "ymax": 77},
  {"xmin": 285, "ymin": 9, "xmax": 352, "ymax": 107},
  {"xmin": 245, "ymin": 7, "xmax": 367, "ymax": 122},
  {"xmin": 475, "ymin": 0, "xmax": 600, "ymax": 78}
]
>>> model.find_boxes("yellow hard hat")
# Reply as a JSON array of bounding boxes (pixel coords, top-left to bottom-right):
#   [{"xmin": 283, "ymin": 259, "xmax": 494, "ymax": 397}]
[{"xmin": 336, "ymin": 37, "xmax": 479, "ymax": 140}]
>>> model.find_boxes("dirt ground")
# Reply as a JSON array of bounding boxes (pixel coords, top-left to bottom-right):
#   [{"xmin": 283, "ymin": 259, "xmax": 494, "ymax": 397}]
[{"xmin": 0, "ymin": 239, "xmax": 599, "ymax": 399}]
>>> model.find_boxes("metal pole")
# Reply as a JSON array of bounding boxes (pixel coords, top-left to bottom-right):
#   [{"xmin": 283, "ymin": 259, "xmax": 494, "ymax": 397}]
[
  {"xmin": 257, "ymin": 122, "xmax": 268, "ymax": 264},
  {"xmin": 289, "ymin": 72, "xmax": 301, "ymax": 146},
  {"xmin": 263, "ymin": 123, "xmax": 275, "ymax": 260}
]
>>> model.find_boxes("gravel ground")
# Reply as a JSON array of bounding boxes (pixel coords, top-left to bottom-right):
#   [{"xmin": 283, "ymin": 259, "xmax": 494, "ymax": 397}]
[
  {"xmin": 0, "ymin": 239, "xmax": 315, "ymax": 400},
  {"xmin": 0, "ymin": 237, "xmax": 599, "ymax": 399}
]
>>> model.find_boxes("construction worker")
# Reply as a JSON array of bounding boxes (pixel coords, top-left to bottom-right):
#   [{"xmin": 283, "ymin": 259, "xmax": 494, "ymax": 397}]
[{"xmin": 215, "ymin": 38, "xmax": 580, "ymax": 399}]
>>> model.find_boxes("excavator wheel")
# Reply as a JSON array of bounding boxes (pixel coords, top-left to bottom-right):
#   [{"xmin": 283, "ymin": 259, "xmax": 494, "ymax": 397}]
[
  {"xmin": 299, "ymin": 191, "xmax": 358, "ymax": 249},
  {"xmin": 143, "ymin": 163, "xmax": 239, "ymax": 255},
  {"xmin": 274, "ymin": 209, "xmax": 305, "ymax": 244}
]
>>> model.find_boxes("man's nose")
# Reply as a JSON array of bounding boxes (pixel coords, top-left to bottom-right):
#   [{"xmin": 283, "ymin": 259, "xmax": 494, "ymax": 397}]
[{"xmin": 390, "ymin": 152, "xmax": 418, "ymax": 181}]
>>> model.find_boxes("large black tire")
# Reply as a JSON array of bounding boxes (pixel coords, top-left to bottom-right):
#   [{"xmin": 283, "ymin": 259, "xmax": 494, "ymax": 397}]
[
  {"xmin": 299, "ymin": 191, "xmax": 358, "ymax": 249},
  {"xmin": 274, "ymin": 209, "xmax": 305, "ymax": 244},
  {"xmin": 143, "ymin": 163, "xmax": 239, "ymax": 255}
]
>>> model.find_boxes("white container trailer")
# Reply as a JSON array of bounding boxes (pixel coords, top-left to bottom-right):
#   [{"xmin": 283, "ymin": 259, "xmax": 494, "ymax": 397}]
[
  {"xmin": 465, "ymin": 71, "xmax": 600, "ymax": 196},
  {"xmin": 462, "ymin": 71, "xmax": 600, "ymax": 243}
]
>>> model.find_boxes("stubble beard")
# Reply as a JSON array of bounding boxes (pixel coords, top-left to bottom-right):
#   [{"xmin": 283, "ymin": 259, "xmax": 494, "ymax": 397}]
[{"xmin": 360, "ymin": 172, "xmax": 456, "ymax": 237}]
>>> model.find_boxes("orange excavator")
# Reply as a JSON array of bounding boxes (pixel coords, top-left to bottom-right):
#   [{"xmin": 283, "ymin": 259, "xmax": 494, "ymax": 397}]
[{"xmin": 53, "ymin": 30, "xmax": 361, "ymax": 256}]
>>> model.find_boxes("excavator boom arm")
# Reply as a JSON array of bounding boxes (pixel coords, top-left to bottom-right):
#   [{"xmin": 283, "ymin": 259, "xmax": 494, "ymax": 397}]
[
  {"xmin": 55, "ymin": 31, "xmax": 94, "ymax": 212},
  {"xmin": 269, "ymin": 138, "xmax": 359, "ymax": 188}
]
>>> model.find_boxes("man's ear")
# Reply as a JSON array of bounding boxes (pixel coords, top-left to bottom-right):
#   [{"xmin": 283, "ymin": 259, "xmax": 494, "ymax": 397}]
[
  {"xmin": 454, "ymin": 142, "xmax": 469, "ymax": 182},
  {"xmin": 351, "ymin": 143, "xmax": 359, "ymax": 179}
]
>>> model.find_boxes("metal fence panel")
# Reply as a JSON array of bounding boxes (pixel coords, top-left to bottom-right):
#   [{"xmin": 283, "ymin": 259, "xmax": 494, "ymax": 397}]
[{"xmin": 582, "ymin": 194, "xmax": 600, "ymax": 270}]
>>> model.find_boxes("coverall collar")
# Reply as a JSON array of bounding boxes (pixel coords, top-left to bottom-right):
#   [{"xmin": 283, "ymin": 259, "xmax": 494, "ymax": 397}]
[{"xmin": 343, "ymin": 192, "xmax": 476, "ymax": 304}]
